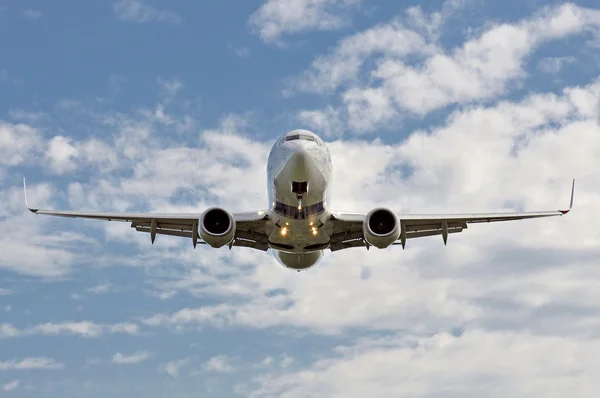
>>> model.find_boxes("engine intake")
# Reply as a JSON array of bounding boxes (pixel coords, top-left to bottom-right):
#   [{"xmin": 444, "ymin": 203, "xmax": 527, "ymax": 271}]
[
  {"xmin": 200, "ymin": 207, "xmax": 236, "ymax": 248},
  {"xmin": 363, "ymin": 208, "xmax": 400, "ymax": 249}
]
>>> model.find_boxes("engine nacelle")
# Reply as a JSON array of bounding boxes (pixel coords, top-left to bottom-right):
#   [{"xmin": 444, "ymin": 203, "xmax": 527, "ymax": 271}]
[
  {"xmin": 363, "ymin": 208, "xmax": 400, "ymax": 249},
  {"xmin": 200, "ymin": 207, "xmax": 236, "ymax": 248}
]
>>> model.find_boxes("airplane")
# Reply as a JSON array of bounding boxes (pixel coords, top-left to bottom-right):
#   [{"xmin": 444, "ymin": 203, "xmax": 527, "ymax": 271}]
[{"xmin": 23, "ymin": 129, "xmax": 575, "ymax": 271}]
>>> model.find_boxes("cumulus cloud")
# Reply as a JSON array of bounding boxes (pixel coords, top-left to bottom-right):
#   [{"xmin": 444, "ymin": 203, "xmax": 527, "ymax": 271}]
[
  {"xmin": 163, "ymin": 357, "xmax": 192, "ymax": 377},
  {"xmin": 3, "ymin": 3, "xmax": 600, "ymax": 395},
  {"xmin": 44, "ymin": 135, "xmax": 119, "ymax": 175},
  {"xmin": 0, "ymin": 357, "xmax": 63, "ymax": 371},
  {"xmin": 203, "ymin": 355, "xmax": 234, "ymax": 373},
  {"xmin": 86, "ymin": 283, "xmax": 113, "ymax": 294},
  {"xmin": 0, "ymin": 182, "xmax": 97, "ymax": 277},
  {"xmin": 0, "ymin": 122, "xmax": 42, "ymax": 167},
  {"xmin": 245, "ymin": 330, "xmax": 600, "ymax": 397},
  {"xmin": 0, "ymin": 184, "xmax": 80, "ymax": 277},
  {"xmin": 112, "ymin": 350, "xmax": 150, "ymax": 364},
  {"xmin": 293, "ymin": 2, "xmax": 600, "ymax": 133},
  {"xmin": 249, "ymin": 0, "xmax": 361, "ymax": 43},
  {"xmin": 113, "ymin": 0, "xmax": 181, "ymax": 24},
  {"xmin": 45, "ymin": 136, "xmax": 78, "ymax": 174},
  {"xmin": 139, "ymin": 76, "xmax": 598, "ymax": 338}
]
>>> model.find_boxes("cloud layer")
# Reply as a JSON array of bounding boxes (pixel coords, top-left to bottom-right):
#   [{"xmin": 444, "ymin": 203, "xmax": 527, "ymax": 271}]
[
  {"xmin": 2, "ymin": 1, "xmax": 600, "ymax": 396},
  {"xmin": 295, "ymin": 2, "xmax": 600, "ymax": 134}
]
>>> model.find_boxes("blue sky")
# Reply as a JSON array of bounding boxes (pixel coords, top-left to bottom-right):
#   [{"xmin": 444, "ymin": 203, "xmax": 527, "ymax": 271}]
[{"xmin": 1, "ymin": 0, "xmax": 600, "ymax": 396}]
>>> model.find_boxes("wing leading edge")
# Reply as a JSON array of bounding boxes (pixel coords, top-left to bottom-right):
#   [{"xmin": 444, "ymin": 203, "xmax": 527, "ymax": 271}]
[
  {"xmin": 23, "ymin": 178, "xmax": 270, "ymax": 251},
  {"xmin": 328, "ymin": 179, "xmax": 575, "ymax": 251}
]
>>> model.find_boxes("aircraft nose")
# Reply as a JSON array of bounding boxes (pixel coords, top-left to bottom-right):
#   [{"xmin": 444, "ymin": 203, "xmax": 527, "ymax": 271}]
[
  {"xmin": 285, "ymin": 148, "xmax": 316, "ymax": 181},
  {"xmin": 288, "ymin": 149, "xmax": 308, "ymax": 168}
]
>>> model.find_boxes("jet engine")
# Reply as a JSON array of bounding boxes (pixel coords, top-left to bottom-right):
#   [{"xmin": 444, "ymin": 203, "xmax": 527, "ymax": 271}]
[
  {"xmin": 200, "ymin": 207, "xmax": 236, "ymax": 248},
  {"xmin": 363, "ymin": 208, "xmax": 400, "ymax": 249}
]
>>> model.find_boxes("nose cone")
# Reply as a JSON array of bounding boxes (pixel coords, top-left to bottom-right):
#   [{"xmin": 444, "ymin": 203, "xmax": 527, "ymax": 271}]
[{"xmin": 286, "ymin": 150, "xmax": 314, "ymax": 181}]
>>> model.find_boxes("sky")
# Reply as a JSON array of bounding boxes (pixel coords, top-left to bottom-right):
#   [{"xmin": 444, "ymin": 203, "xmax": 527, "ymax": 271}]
[{"xmin": 1, "ymin": 0, "xmax": 600, "ymax": 396}]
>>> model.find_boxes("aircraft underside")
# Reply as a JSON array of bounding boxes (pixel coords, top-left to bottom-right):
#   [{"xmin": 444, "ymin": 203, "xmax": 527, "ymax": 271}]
[{"xmin": 273, "ymin": 250, "xmax": 324, "ymax": 270}]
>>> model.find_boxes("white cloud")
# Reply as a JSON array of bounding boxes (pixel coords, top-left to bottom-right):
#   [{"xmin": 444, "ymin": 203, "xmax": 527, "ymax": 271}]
[
  {"xmin": 113, "ymin": 0, "xmax": 181, "ymax": 24},
  {"xmin": 293, "ymin": 3, "xmax": 600, "ymax": 133},
  {"xmin": 0, "ymin": 357, "xmax": 63, "ymax": 371},
  {"xmin": 140, "ymin": 76, "xmax": 599, "ymax": 338},
  {"xmin": 22, "ymin": 9, "xmax": 42, "ymax": 19},
  {"xmin": 0, "ymin": 288, "xmax": 13, "ymax": 296},
  {"xmin": 260, "ymin": 356, "xmax": 274, "ymax": 366},
  {"xmin": 538, "ymin": 55, "xmax": 576, "ymax": 74},
  {"xmin": 5, "ymin": 305, "xmax": 11, "ymax": 313},
  {"xmin": 157, "ymin": 77, "xmax": 183, "ymax": 98},
  {"xmin": 44, "ymin": 136, "xmax": 119, "ymax": 175},
  {"xmin": 0, "ymin": 122, "xmax": 41, "ymax": 166},
  {"xmin": 404, "ymin": 0, "xmax": 466, "ymax": 41},
  {"xmin": 2, "ymin": 2, "xmax": 600, "ymax": 395},
  {"xmin": 31, "ymin": 322, "xmax": 103, "ymax": 338},
  {"xmin": 86, "ymin": 283, "xmax": 113, "ymax": 294},
  {"xmin": 45, "ymin": 136, "xmax": 78, "ymax": 174},
  {"xmin": 0, "ymin": 209, "xmax": 76, "ymax": 277},
  {"xmin": 288, "ymin": 17, "xmax": 436, "ymax": 95},
  {"xmin": 280, "ymin": 354, "xmax": 294, "ymax": 368},
  {"xmin": 203, "ymin": 355, "xmax": 233, "ymax": 373},
  {"xmin": 0, "ymin": 321, "xmax": 139, "ymax": 338},
  {"xmin": 0, "ymin": 183, "xmax": 93, "ymax": 278},
  {"xmin": 249, "ymin": 0, "xmax": 361, "ymax": 43},
  {"xmin": 2, "ymin": 380, "xmax": 20, "ymax": 391},
  {"xmin": 163, "ymin": 357, "xmax": 192, "ymax": 377},
  {"xmin": 297, "ymin": 106, "xmax": 344, "ymax": 137},
  {"xmin": 112, "ymin": 350, "xmax": 150, "ymax": 365},
  {"xmin": 247, "ymin": 330, "xmax": 600, "ymax": 397},
  {"xmin": 0, "ymin": 324, "xmax": 21, "ymax": 338}
]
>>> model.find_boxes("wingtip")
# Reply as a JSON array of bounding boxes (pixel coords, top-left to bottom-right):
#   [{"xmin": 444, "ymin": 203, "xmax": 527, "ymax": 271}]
[
  {"xmin": 23, "ymin": 177, "xmax": 38, "ymax": 214},
  {"xmin": 559, "ymin": 178, "xmax": 575, "ymax": 215},
  {"xmin": 569, "ymin": 178, "xmax": 575, "ymax": 210}
]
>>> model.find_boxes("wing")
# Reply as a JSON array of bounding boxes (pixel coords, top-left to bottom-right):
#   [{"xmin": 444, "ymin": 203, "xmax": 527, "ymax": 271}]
[
  {"xmin": 328, "ymin": 179, "xmax": 575, "ymax": 251},
  {"xmin": 23, "ymin": 179, "xmax": 270, "ymax": 251}
]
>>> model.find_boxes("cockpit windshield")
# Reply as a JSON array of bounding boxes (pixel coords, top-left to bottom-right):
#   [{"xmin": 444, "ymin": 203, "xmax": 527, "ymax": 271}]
[{"xmin": 285, "ymin": 134, "xmax": 315, "ymax": 142}]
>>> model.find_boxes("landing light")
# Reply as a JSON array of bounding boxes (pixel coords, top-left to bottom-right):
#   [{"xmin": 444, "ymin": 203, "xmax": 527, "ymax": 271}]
[
  {"xmin": 281, "ymin": 227, "xmax": 288, "ymax": 236},
  {"xmin": 312, "ymin": 229, "xmax": 318, "ymax": 236}
]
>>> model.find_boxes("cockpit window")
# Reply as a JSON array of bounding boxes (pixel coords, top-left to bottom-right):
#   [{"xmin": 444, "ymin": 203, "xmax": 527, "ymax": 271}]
[{"xmin": 285, "ymin": 134, "xmax": 315, "ymax": 142}]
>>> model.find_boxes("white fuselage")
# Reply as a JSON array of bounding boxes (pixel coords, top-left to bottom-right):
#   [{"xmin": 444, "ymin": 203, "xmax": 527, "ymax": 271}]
[{"xmin": 266, "ymin": 130, "xmax": 333, "ymax": 270}]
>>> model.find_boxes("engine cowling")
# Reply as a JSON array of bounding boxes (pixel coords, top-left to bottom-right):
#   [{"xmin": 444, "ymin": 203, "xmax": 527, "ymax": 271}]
[
  {"xmin": 363, "ymin": 208, "xmax": 400, "ymax": 249},
  {"xmin": 200, "ymin": 207, "xmax": 236, "ymax": 248}
]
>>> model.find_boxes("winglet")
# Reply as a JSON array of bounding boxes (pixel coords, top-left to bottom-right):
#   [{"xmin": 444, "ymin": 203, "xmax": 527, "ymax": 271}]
[
  {"xmin": 560, "ymin": 178, "xmax": 575, "ymax": 214},
  {"xmin": 23, "ymin": 177, "xmax": 38, "ymax": 214}
]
